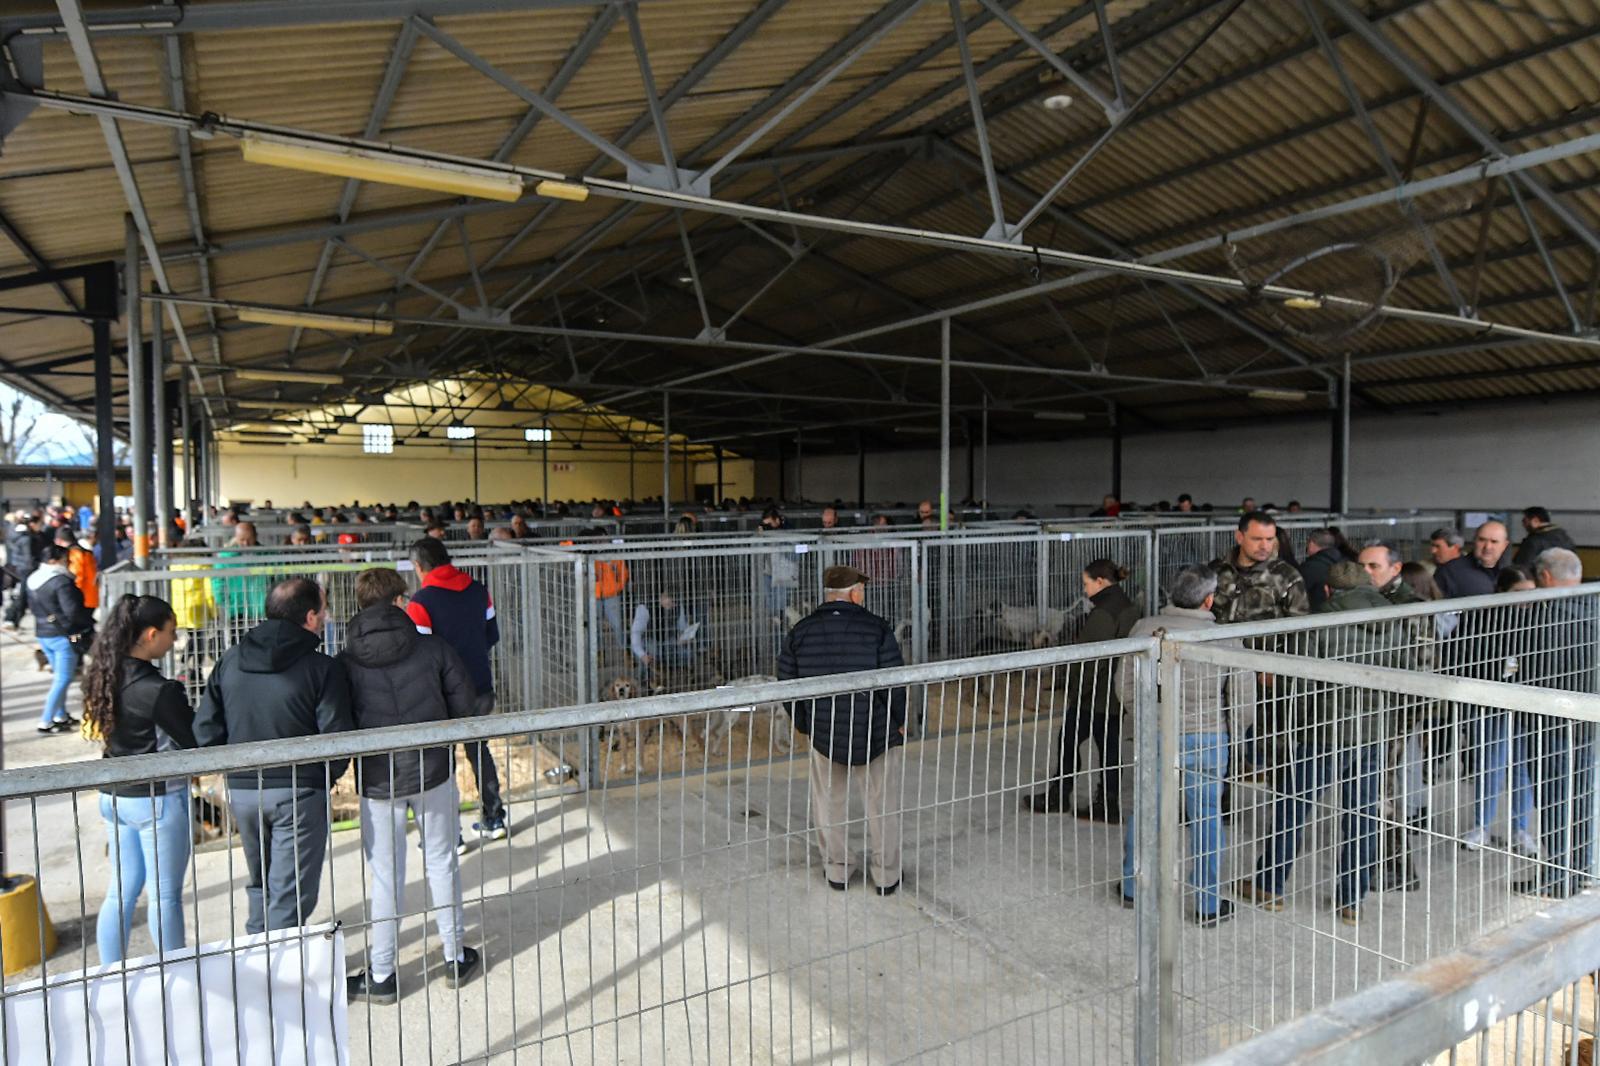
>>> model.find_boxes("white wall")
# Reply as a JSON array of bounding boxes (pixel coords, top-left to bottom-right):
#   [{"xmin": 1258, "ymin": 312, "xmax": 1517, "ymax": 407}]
[{"xmin": 786, "ymin": 396, "xmax": 1600, "ymax": 515}]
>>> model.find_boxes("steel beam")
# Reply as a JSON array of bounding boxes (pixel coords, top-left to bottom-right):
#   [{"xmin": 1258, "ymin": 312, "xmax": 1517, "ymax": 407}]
[
  {"xmin": 1320, "ymin": 0, "xmax": 1600, "ymax": 257},
  {"xmin": 3, "ymin": 0, "xmax": 653, "ymax": 38},
  {"xmin": 53, "ymin": 0, "xmax": 209, "ymax": 415},
  {"xmin": 948, "ymin": 0, "xmax": 1008, "ymax": 237}
]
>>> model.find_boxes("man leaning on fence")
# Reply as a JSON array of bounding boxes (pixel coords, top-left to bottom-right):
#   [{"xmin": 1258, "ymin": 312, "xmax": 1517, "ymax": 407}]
[
  {"xmin": 341, "ymin": 567, "xmax": 482, "ymax": 1003},
  {"xmin": 195, "ymin": 577, "xmax": 356, "ymax": 934},
  {"xmin": 780, "ymin": 564, "xmax": 908, "ymax": 895},
  {"xmin": 1117, "ymin": 564, "xmax": 1252, "ymax": 927},
  {"xmin": 1515, "ymin": 548, "xmax": 1596, "ymax": 900},
  {"xmin": 1238, "ymin": 561, "xmax": 1392, "ymax": 926}
]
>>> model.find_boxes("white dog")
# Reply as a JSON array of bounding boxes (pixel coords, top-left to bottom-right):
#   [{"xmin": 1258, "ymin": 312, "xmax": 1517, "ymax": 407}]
[{"xmin": 704, "ymin": 674, "xmax": 793, "ymax": 756}]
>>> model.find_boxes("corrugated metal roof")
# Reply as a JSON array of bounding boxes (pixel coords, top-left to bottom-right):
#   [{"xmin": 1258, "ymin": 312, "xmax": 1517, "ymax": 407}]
[{"xmin": 2, "ymin": 0, "xmax": 1599, "ymax": 454}]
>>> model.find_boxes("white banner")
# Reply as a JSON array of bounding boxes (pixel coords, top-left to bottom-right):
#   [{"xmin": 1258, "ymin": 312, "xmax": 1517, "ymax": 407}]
[{"xmin": 4, "ymin": 923, "xmax": 348, "ymax": 1066}]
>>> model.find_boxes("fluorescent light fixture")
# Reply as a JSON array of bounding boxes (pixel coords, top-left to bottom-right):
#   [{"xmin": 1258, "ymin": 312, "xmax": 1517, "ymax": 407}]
[
  {"xmin": 235, "ymin": 368, "xmax": 345, "ymax": 386},
  {"xmin": 1282, "ymin": 296, "xmax": 1324, "ymax": 310},
  {"xmin": 1033, "ymin": 411, "xmax": 1087, "ymax": 422},
  {"xmin": 1248, "ymin": 388, "xmax": 1309, "ymax": 402},
  {"xmin": 1041, "ymin": 94, "xmax": 1074, "ymax": 112},
  {"xmin": 231, "ymin": 399, "xmax": 302, "ymax": 410},
  {"xmin": 534, "ymin": 179, "xmax": 589, "ymax": 202},
  {"xmin": 892, "ymin": 427, "xmax": 941, "ymax": 435},
  {"xmin": 239, "ymin": 133, "xmax": 525, "ymax": 202},
  {"xmin": 524, "ymin": 427, "xmax": 552, "ymax": 442},
  {"xmin": 446, "ymin": 425, "xmax": 476, "ymax": 440},
  {"xmin": 362, "ymin": 423, "xmax": 395, "ymax": 454},
  {"xmin": 237, "ymin": 306, "xmax": 395, "ymax": 336}
]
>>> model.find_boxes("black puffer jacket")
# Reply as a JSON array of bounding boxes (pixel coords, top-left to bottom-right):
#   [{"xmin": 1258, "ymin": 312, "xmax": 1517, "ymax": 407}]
[
  {"xmin": 338, "ymin": 604, "xmax": 478, "ymax": 800},
  {"xmin": 27, "ymin": 564, "xmax": 93, "ymax": 639},
  {"xmin": 1513, "ymin": 525, "xmax": 1578, "ymax": 568},
  {"xmin": 779, "ymin": 600, "xmax": 907, "ymax": 766},
  {"xmin": 6, "ymin": 523, "xmax": 42, "ymax": 575},
  {"xmin": 1297, "ymin": 546, "xmax": 1343, "ymax": 612},
  {"xmin": 194, "ymin": 619, "xmax": 356, "ymax": 789},
  {"xmin": 1072, "ymin": 583, "xmax": 1143, "ymax": 717},
  {"xmin": 102, "ymin": 657, "xmax": 198, "ymax": 797}
]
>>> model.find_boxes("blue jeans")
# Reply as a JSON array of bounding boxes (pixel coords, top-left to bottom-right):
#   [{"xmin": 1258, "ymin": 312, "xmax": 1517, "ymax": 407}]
[
  {"xmin": 1253, "ymin": 742, "xmax": 1382, "ymax": 907},
  {"xmin": 97, "ymin": 790, "xmax": 192, "ymax": 964},
  {"xmin": 1471, "ymin": 711, "xmax": 1531, "ymax": 834},
  {"xmin": 598, "ymin": 595, "xmax": 625, "ymax": 649},
  {"xmin": 1123, "ymin": 732, "xmax": 1228, "ymax": 914},
  {"xmin": 37, "ymin": 635, "xmax": 78, "ymax": 726}
]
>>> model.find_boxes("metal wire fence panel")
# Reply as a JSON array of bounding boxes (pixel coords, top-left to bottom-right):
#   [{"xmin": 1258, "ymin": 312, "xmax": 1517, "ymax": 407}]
[
  {"xmin": 1152, "ymin": 624, "xmax": 1600, "ymax": 1061},
  {"xmin": 0, "ymin": 641, "xmax": 1155, "ymax": 1066},
  {"xmin": 922, "ymin": 533, "xmax": 1051, "ymax": 662},
  {"xmin": 1046, "ymin": 531, "xmax": 1155, "ymax": 641}
]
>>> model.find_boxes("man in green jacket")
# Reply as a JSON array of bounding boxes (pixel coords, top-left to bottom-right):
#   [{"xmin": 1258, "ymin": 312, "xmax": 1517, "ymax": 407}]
[{"xmin": 1238, "ymin": 561, "xmax": 1392, "ymax": 926}]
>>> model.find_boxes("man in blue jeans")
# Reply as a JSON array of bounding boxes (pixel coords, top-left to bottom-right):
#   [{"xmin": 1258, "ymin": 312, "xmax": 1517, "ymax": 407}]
[
  {"xmin": 1118, "ymin": 565, "xmax": 1251, "ymax": 926},
  {"xmin": 196, "ymin": 577, "xmax": 355, "ymax": 933},
  {"xmin": 1237, "ymin": 561, "xmax": 1402, "ymax": 926}
]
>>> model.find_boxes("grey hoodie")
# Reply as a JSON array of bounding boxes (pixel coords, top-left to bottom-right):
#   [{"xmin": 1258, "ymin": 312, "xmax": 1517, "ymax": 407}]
[{"xmin": 1116, "ymin": 606, "xmax": 1254, "ymax": 737}]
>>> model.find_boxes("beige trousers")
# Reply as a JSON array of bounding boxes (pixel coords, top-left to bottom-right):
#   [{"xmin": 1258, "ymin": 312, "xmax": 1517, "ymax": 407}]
[{"xmin": 807, "ymin": 745, "xmax": 905, "ymax": 887}]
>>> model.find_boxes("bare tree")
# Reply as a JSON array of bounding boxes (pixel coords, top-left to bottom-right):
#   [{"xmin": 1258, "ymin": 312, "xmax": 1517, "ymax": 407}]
[{"xmin": 0, "ymin": 391, "xmax": 40, "ymax": 464}]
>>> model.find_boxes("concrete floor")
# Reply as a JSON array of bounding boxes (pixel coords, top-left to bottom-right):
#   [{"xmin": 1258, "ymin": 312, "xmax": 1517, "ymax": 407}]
[{"xmin": 0, "ymin": 627, "xmax": 1558, "ymax": 1065}]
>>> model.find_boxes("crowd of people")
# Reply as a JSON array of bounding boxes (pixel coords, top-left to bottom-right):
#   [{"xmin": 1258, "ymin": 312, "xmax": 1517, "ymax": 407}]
[{"xmin": 0, "ymin": 492, "xmax": 1591, "ymax": 1001}]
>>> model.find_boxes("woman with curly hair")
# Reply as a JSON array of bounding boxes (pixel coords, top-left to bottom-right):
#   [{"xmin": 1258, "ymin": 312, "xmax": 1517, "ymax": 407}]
[{"xmin": 83, "ymin": 594, "xmax": 197, "ymax": 964}]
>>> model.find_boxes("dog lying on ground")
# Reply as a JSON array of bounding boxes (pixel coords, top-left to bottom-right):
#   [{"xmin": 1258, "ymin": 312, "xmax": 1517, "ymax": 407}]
[{"xmin": 703, "ymin": 674, "xmax": 793, "ymax": 756}]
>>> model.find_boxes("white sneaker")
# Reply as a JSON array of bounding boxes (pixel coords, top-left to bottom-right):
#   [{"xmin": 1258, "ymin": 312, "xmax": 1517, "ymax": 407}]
[
  {"xmin": 1513, "ymin": 829, "xmax": 1541, "ymax": 858},
  {"xmin": 1459, "ymin": 825, "xmax": 1488, "ymax": 851}
]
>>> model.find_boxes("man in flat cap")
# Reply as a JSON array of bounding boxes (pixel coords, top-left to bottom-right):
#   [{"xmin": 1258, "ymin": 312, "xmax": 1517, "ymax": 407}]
[{"xmin": 779, "ymin": 564, "xmax": 909, "ymax": 895}]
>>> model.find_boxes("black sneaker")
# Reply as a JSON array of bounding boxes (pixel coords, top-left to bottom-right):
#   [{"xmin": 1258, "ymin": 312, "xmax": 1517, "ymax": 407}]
[
  {"xmin": 874, "ymin": 879, "xmax": 899, "ymax": 897},
  {"xmin": 346, "ymin": 970, "xmax": 397, "ymax": 1005},
  {"xmin": 1194, "ymin": 901, "xmax": 1234, "ymax": 928},
  {"xmin": 447, "ymin": 946, "xmax": 481, "ymax": 988},
  {"xmin": 1022, "ymin": 790, "xmax": 1069, "ymax": 813}
]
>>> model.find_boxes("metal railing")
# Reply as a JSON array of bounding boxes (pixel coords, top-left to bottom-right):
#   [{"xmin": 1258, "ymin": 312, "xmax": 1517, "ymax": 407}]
[
  {"xmin": 0, "ymin": 639, "xmax": 1153, "ymax": 1065},
  {"xmin": 1195, "ymin": 891, "xmax": 1600, "ymax": 1065},
  {"xmin": 8, "ymin": 579, "xmax": 1600, "ymax": 1061}
]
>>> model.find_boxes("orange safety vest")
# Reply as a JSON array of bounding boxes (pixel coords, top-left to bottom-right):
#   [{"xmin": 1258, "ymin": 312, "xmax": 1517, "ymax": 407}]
[
  {"xmin": 68, "ymin": 544, "xmax": 99, "ymax": 610},
  {"xmin": 595, "ymin": 559, "xmax": 629, "ymax": 599}
]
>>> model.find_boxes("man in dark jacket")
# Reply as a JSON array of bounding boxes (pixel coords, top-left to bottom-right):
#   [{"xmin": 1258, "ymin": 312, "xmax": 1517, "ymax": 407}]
[
  {"xmin": 340, "ymin": 568, "xmax": 481, "ymax": 1002},
  {"xmin": 4, "ymin": 511, "xmax": 44, "ymax": 628},
  {"xmin": 779, "ymin": 565, "xmax": 907, "ymax": 894},
  {"xmin": 195, "ymin": 577, "xmax": 355, "ymax": 934},
  {"xmin": 406, "ymin": 537, "xmax": 507, "ymax": 845},
  {"xmin": 1513, "ymin": 507, "xmax": 1577, "ymax": 568},
  {"xmin": 1515, "ymin": 549, "xmax": 1596, "ymax": 899},
  {"xmin": 1297, "ymin": 529, "xmax": 1343, "ymax": 612},
  {"xmin": 1434, "ymin": 520, "xmax": 1509, "ymax": 599},
  {"xmin": 1238, "ymin": 561, "xmax": 1392, "ymax": 926}
]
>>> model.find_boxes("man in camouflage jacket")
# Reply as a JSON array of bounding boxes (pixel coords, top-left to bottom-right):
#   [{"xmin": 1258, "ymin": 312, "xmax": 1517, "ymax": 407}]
[{"xmin": 1209, "ymin": 512, "xmax": 1310, "ymax": 625}]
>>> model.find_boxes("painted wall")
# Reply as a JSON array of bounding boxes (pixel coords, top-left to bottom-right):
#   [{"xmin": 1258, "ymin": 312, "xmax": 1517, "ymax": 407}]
[
  {"xmin": 783, "ymin": 395, "xmax": 1600, "ymax": 515},
  {"xmin": 215, "ymin": 446, "xmax": 754, "ymax": 507}
]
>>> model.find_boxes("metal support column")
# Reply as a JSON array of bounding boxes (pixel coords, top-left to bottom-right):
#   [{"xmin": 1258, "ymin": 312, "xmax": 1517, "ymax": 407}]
[
  {"xmin": 714, "ymin": 444, "xmax": 724, "ymax": 502},
  {"xmin": 1330, "ymin": 356, "xmax": 1350, "ymax": 512},
  {"xmin": 472, "ymin": 436, "xmax": 480, "ymax": 503},
  {"xmin": 980, "ymin": 395, "xmax": 988, "ymax": 515},
  {"xmin": 152, "ymin": 310, "xmax": 171, "ymax": 548},
  {"xmin": 541, "ymin": 428, "xmax": 549, "ymax": 506},
  {"xmin": 795, "ymin": 430, "xmax": 804, "ymax": 502},
  {"xmin": 857, "ymin": 433, "xmax": 866, "ymax": 510},
  {"xmin": 939, "ymin": 317, "xmax": 951, "ymax": 532},
  {"xmin": 125, "ymin": 216, "xmax": 150, "ymax": 565},
  {"xmin": 661, "ymin": 392, "xmax": 671, "ymax": 525},
  {"xmin": 93, "ymin": 300, "xmax": 118, "ymax": 565},
  {"xmin": 964, "ymin": 417, "xmax": 974, "ymax": 506},
  {"xmin": 1111, "ymin": 405, "xmax": 1123, "ymax": 503},
  {"xmin": 179, "ymin": 377, "xmax": 192, "ymax": 533}
]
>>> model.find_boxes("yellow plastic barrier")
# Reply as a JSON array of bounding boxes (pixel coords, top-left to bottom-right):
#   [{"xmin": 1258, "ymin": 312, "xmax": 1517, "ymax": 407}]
[{"xmin": 0, "ymin": 875, "xmax": 57, "ymax": 976}]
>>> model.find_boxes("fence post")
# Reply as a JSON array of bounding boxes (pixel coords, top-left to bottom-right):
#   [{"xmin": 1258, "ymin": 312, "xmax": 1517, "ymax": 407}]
[
  {"xmin": 1148, "ymin": 530, "xmax": 1162, "ymax": 614},
  {"xmin": 576, "ymin": 557, "xmax": 596, "ymax": 790},
  {"xmin": 1035, "ymin": 529, "xmax": 1050, "ymax": 630},
  {"xmin": 1134, "ymin": 638, "xmax": 1179, "ymax": 1065}
]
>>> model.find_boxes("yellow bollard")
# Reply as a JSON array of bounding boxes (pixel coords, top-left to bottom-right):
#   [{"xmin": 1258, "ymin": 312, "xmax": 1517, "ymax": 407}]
[{"xmin": 0, "ymin": 875, "xmax": 58, "ymax": 976}]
